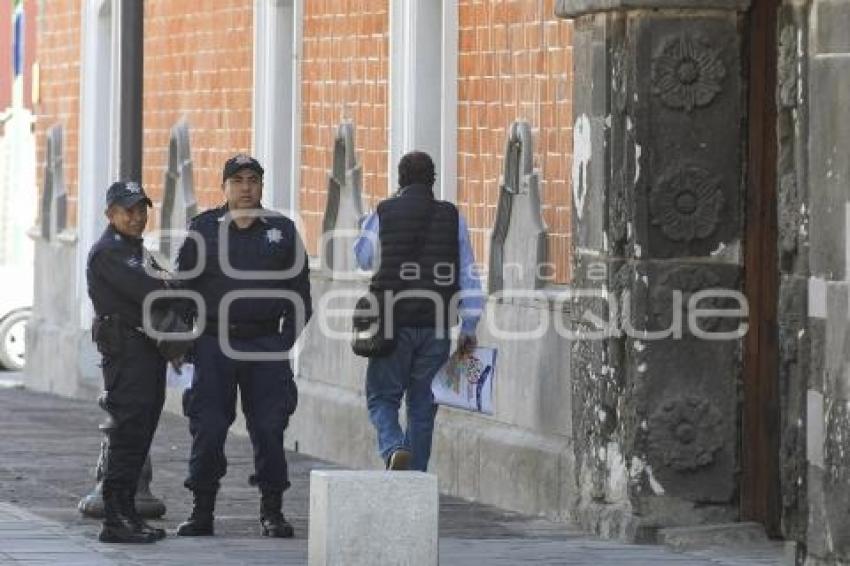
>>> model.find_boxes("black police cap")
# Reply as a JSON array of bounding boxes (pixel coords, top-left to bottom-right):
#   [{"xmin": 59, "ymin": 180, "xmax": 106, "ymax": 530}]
[
  {"xmin": 222, "ymin": 154, "xmax": 264, "ymax": 183},
  {"xmin": 106, "ymin": 181, "xmax": 152, "ymax": 209}
]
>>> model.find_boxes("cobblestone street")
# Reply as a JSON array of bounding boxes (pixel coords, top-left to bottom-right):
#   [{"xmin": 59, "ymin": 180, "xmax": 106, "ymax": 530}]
[{"xmin": 0, "ymin": 380, "xmax": 785, "ymax": 565}]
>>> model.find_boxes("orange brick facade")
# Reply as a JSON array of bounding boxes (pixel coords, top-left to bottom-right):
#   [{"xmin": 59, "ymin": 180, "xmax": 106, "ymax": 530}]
[
  {"xmin": 142, "ymin": 0, "xmax": 254, "ymax": 221},
  {"xmin": 457, "ymin": 0, "xmax": 573, "ymax": 283},
  {"xmin": 299, "ymin": 1, "xmax": 390, "ymax": 254},
  {"xmin": 34, "ymin": 1, "xmax": 572, "ymax": 280},
  {"xmin": 35, "ymin": 1, "xmax": 253, "ymax": 229},
  {"xmin": 33, "ymin": 0, "xmax": 81, "ymax": 227}
]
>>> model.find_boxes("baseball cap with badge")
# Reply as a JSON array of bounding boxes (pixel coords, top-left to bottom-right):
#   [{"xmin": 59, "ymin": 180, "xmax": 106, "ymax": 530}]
[
  {"xmin": 222, "ymin": 153, "xmax": 264, "ymax": 183},
  {"xmin": 106, "ymin": 180, "xmax": 152, "ymax": 209}
]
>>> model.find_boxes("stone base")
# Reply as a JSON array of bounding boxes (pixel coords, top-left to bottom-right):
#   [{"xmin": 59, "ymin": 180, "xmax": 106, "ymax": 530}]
[
  {"xmin": 308, "ymin": 470, "xmax": 438, "ymax": 566},
  {"xmin": 572, "ymin": 497, "xmax": 738, "ymax": 543},
  {"xmin": 658, "ymin": 522, "xmax": 769, "ymax": 551},
  {"xmin": 77, "ymin": 484, "xmax": 167, "ymax": 520},
  {"xmin": 571, "ymin": 500, "xmax": 644, "ymax": 542}
]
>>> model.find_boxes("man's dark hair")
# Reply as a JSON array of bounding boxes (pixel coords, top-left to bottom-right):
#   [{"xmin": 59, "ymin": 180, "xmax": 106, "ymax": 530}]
[{"xmin": 398, "ymin": 151, "xmax": 436, "ymax": 188}]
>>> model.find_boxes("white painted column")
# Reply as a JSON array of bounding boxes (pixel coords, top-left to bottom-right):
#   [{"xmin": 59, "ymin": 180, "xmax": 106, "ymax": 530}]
[
  {"xmin": 253, "ymin": 0, "xmax": 302, "ymax": 218},
  {"xmin": 389, "ymin": 0, "xmax": 457, "ymax": 201},
  {"xmin": 440, "ymin": 0, "xmax": 458, "ymax": 204},
  {"xmin": 76, "ymin": 0, "xmax": 119, "ymax": 328}
]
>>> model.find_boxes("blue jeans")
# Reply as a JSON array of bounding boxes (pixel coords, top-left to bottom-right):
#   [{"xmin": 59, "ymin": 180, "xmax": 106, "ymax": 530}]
[{"xmin": 366, "ymin": 327, "xmax": 451, "ymax": 471}]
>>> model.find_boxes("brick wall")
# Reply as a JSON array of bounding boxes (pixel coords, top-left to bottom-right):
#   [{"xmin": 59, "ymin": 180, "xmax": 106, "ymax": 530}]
[
  {"xmin": 33, "ymin": 0, "xmax": 81, "ymax": 227},
  {"xmin": 24, "ymin": 0, "xmax": 38, "ymax": 109},
  {"xmin": 299, "ymin": 0, "xmax": 390, "ymax": 254},
  {"xmin": 457, "ymin": 0, "xmax": 573, "ymax": 283},
  {"xmin": 33, "ymin": 1, "xmax": 253, "ymax": 230},
  {"xmin": 33, "ymin": 1, "xmax": 573, "ymax": 275},
  {"xmin": 142, "ymin": 0, "xmax": 253, "ymax": 223},
  {"xmin": 0, "ymin": 4, "xmax": 10, "ymax": 112}
]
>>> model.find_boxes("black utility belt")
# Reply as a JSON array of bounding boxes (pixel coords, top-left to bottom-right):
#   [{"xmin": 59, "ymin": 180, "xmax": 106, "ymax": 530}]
[
  {"xmin": 203, "ymin": 319, "xmax": 282, "ymax": 339},
  {"xmin": 92, "ymin": 314, "xmax": 148, "ymax": 358},
  {"xmin": 94, "ymin": 314, "xmax": 147, "ymax": 337}
]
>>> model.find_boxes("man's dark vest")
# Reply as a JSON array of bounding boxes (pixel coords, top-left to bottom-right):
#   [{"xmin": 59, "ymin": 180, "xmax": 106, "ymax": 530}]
[{"xmin": 372, "ymin": 184, "xmax": 460, "ymax": 329}]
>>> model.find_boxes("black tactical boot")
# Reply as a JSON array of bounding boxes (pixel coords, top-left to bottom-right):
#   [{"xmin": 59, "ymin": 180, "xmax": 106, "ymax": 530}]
[
  {"xmin": 121, "ymin": 489, "xmax": 166, "ymax": 541},
  {"xmin": 99, "ymin": 489, "xmax": 157, "ymax": 544},
  {"xmin": 176, "ymin": 490, "xmax": 216, "ymax": 536},
  {"xmin": 259, "ymin": 490, "xmax": 294, "ymax": 538}
]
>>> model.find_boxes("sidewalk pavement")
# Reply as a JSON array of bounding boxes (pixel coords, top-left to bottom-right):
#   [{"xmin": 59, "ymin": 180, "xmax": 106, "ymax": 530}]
[{"xmin": 0, "ymin": 380, "xmax": 784, "ymax": 565}]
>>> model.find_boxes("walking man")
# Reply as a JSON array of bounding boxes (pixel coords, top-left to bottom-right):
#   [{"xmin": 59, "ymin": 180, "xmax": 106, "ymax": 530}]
[
  {"xmin": 87, "ymin": 181, "xmax": 176, "ymax": 543},
  {"xmin": 175, "ymin": 154, "xmax": 312, "ymax": 537},
  {"xmin": 353, "ymin": 151, "xmax": 483, "ymax": 471}
]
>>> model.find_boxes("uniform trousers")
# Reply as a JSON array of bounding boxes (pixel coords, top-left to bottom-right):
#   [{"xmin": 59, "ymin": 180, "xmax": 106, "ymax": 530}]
[
  {"xmin": 183, "ymin": 333, "xmax": 298, "ymax": 494},
  {"xmin": 101, "ymin": 333, "xmax": 166, "ymax": 496}
]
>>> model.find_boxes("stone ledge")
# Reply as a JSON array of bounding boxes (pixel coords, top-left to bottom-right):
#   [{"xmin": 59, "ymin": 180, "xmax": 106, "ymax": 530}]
[
  {"xmin": 555, "ymin": 0, "xmax": 751, "ymax": 19},
  {"xmin": 658, "ymin": 522, "xmax": 770, "ymax": 551}
]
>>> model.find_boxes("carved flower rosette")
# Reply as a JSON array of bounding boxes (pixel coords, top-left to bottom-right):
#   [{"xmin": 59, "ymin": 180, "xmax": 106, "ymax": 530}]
[
  {"xmin": 649, "ymin": 165, "xmax": 724, "ymax": 243},
  {"xmin": 648, "ymin": 396, "xmax": 724, "ymax": 472},
  {"xmin": 650, "ymin": 265, "xmax": 740, "ymax": 335},
  {"xmin": 652, "ymin": 35, "xmax": 726, "ymax": 112}
]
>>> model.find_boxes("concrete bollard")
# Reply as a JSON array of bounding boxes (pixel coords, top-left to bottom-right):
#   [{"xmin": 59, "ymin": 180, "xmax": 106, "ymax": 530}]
[{"xmin": 308, "ymin": 471, "xmax": 438, "ymax": 566}]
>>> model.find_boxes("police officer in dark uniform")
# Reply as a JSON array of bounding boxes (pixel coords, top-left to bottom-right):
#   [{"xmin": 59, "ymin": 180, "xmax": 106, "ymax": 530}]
[
  {"xmin": 175, "ymin": 155, "xmax": 312, "ymax": 538},
  {"xmin": 87, "ymin": 181, "xmax": 178, "ymax": 544}
]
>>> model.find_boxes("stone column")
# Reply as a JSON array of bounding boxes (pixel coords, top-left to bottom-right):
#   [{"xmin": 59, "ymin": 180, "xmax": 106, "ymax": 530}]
[
  {"xmin": 159, "ymin": 120, "xmax": 198, "ymax": 263},
  {"xmin": 777, "ymin": 1, "xmax": 850, "ymax": 562},
  {"xmin": 556, "ymin": 0, "xmax": 750, "ymax": 540},
  {"xmin": 321, "ymin": 121, "xmax": 364, "ymax": 277},
  {"xmin": 488, "ymin": 121, "xmax": 548, "ymax": 294}
]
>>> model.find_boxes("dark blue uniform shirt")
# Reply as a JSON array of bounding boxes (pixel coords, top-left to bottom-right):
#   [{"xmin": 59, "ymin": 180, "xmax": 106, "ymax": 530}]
[
  {"xmin": 87, "ymin": 225, "xmax": 170, "ymax": 328},
  {"xmin": 176, "ymin": 205, "xmax": 312, "ymax": 349}
]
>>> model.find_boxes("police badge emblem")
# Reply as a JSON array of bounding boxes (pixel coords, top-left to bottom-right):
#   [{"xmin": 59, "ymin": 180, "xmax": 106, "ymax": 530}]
[{"xmin": 266, "ymin": 227, "xmax": 283, "ymax": 244}]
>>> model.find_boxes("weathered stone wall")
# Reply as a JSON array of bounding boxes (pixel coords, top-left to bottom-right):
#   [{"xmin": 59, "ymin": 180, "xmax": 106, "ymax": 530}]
[
  {"xmin": 560, "ymin": 2, "xmax": 749, "ymax": 540},
  {"xmin": 780, "ymin": 0, "xmax": 850, "ymax": 563}
]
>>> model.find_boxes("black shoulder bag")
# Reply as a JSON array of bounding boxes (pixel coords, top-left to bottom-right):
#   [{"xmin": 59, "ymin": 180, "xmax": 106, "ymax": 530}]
[{"xmin": 351, "ymin": 200, "xmax": 437, "ymax": 358}]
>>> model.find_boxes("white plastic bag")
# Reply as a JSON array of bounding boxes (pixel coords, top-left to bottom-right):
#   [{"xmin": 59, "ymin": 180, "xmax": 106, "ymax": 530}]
[
  {"xmin": 166, "ymin": 362, "xmax": 194, "ymax": 391},
  {"xmin": 431, "ymin": 347, "xmax": 496, "ymax": 414}
]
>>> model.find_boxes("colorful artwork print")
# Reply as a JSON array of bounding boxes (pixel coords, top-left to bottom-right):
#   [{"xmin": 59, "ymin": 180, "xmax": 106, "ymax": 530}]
[{"xmin": 432, "ymin": 347, "xmax": 497, "ymax": 414}]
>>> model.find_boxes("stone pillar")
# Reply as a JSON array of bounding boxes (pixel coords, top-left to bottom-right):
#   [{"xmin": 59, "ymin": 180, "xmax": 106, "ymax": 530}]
[
  {"xmin": 774, "ymin": 1, "xmax": 809, "ymax": 553},
  {"xmin": 40, "ymin": 125, "xmax": 67, "ymax": 241},
  {"xmin": 777, "ymin": 1, "xmax": 850, "ymax": 562},
  {"xmin": 308, "ymin": 471, "xmax": 438, "ymax": 566},
  {"xmin": 321, "ymin": 121, "xmax": 364, "ymax": 277},
  {"xmin": 556, "ymin": 0, "xmax": 750, "ymax": 540},
  {"xmin": 488, "ymin": 121, "xmax": 548, "ymax": 294},
  {"xmin": 159, "ymin": 120, "xmax": 197, "ymax": 263}
]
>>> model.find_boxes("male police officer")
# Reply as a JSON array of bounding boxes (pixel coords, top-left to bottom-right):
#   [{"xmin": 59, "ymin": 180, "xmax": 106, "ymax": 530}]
[
  {"xmin": 175, "ymin": 154, "xmax": 311, "ymax": 538},
  {"xmin": 87, "ymin": 181, "xmax": 174, "ymax": 543}
]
